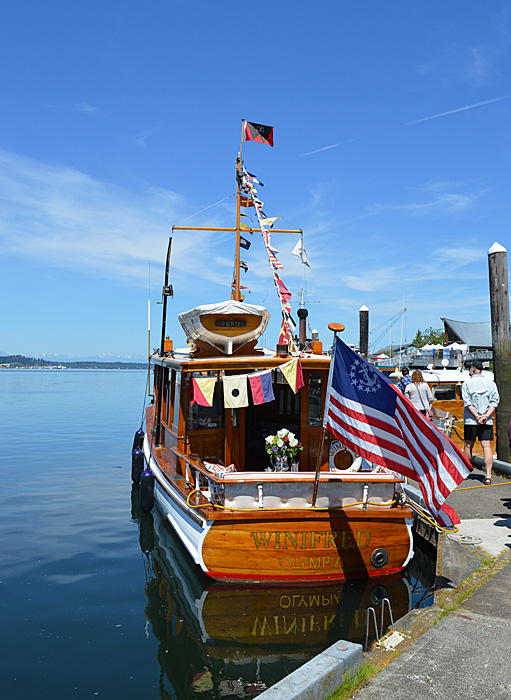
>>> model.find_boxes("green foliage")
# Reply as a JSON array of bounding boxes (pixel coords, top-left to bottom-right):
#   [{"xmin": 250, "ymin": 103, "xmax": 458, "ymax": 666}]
[
  {"xmin": 325, "ymin": 663, "xmax": 379, "ymax": 699},
  {"xmin": 412, "ymin": 327, "xmax": 445, "ymax": 347}
]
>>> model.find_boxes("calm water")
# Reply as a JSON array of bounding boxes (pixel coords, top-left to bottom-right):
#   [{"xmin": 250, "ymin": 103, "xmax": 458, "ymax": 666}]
[{"xmin": 0, "ymin": 370, "xmax": 434, "ymax": 699}]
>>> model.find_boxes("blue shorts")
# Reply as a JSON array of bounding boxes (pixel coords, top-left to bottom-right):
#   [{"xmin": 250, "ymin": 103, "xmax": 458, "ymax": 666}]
[{"xmin": 464, "ymin": 424, "xmax": 493, "ymax": 443}]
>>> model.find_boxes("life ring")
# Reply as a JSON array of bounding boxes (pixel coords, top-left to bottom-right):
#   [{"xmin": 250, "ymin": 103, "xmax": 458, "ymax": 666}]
[{"xmin": 328, "ymin": 440, "xmax": 362, "ymax": 472}]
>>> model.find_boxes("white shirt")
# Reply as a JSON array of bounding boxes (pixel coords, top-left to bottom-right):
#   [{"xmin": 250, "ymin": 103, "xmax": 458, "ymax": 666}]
[{"xmin": 462, "ymin": 374, "xmax": 499, "ymax": 425}]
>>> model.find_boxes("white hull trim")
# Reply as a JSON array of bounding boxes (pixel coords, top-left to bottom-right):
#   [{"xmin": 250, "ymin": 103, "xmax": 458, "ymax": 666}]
[
  {"xmin": 143, "ymin": 436, "xmax": 212, "ymax": 567},
  {"xmin": 402, "ymin": 518, "xmax": 415, "ymax": 569}
]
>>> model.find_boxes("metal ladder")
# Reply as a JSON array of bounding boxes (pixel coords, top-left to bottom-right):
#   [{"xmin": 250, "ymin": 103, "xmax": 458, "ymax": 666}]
[{"xmin": 364, "ymin": 598, "xmax": 394, "ymax": 650}]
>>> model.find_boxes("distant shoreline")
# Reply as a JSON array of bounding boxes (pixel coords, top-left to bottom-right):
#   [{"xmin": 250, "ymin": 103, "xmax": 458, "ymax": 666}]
[{"xmin": 0, "ymin": 354, "xmax": 147, "ymax": 370}]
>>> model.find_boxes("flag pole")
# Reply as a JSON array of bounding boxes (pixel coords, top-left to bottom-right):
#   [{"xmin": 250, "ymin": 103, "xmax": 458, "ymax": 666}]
[
  {"xmin": 233, "ymin": 119, "xmax": 245, "ymax": 301},
  {"xmin": 311, "ymin": 326, "xmax": 343, "ymax": 507}
]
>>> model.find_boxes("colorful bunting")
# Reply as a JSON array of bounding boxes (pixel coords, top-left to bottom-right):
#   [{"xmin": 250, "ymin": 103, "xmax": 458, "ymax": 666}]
[
  {"xmin": 260, "ymin": 217, "xmax": 280, "ymax": 228},
  {"xmin": 246, "ymin": 171, "xmax": 264, "ymax": 186},
  {"xmin": 280, "ymin": 358, "xmax": 304, "ymax": 394},
  {"xmin": 223, "ymin": 374, "xmax": 249, "ymax": 408},
  {"xmin": 248, "ymin": 371, "xmax": 275, "ymax": 405},
  {"xmin": 191, "ymin": 377, "xmax": 217, "ymax": 406},
  {"xmin": 292, "ymin": 237, "xmax": 311, "ymax": 268}
]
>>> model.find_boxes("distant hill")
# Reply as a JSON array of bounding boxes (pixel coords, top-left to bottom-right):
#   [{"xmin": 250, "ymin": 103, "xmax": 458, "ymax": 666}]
[{"xmin": 0, "ymin": 354, "xmax": 146, "ymax": 369}]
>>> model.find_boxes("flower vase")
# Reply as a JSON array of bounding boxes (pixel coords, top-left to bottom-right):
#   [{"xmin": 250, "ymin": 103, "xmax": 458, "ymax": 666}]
[{"xmin": 272, "ymin": 455, "xmax": 289, "ymax": 471}]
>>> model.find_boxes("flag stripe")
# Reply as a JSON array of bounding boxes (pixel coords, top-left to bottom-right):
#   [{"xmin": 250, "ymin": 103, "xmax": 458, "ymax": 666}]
[{"xmin": 324, "ymin": 337, "xmax": 472, "ymax": 526}]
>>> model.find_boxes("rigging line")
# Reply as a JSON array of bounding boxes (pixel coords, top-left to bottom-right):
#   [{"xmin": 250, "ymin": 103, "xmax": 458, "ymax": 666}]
[{"xmin": 173, "ymin": 193, "xmax": 237, "ymax": 226}]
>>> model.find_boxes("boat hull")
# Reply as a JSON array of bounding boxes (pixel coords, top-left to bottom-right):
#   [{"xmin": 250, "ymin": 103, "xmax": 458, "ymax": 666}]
[
  {"xmin": 146, "ymin": 446, "xmax": 413, "ymax": 583},
  {"xmin": 200, "ymin": 512, "xmax": 413, "ymax": 582}
]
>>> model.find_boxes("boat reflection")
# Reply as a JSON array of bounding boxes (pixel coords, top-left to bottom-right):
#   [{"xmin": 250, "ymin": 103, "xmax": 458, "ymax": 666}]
[{"xmin": 132, "ymin": 486, "xmax": 434, "ymax": 699}]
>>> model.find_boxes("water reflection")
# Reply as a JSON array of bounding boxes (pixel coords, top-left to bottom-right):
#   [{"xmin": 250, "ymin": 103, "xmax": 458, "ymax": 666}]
[{"xmin": 131, "ymin": 486, "xmax": 435, "ymax": 699}]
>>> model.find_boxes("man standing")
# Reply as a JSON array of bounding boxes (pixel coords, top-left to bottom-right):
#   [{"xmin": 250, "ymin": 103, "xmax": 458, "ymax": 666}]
[
  {"xmin": 462, "ymin": 359, "xmax": 500, "ymax": 484},
  {"xmin": 397, "ymin": 367, "xmax": 412, "ymax": 393}
]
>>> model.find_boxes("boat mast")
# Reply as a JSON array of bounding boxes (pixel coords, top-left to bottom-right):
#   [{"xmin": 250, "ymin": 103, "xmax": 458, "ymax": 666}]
[
  {"xmin": 233, "ymin": 119, "xmax": 245, "ymax": 301},
  {"xmin": 154, "ymin": 237, "xmax": 173, "ymax": 446}
]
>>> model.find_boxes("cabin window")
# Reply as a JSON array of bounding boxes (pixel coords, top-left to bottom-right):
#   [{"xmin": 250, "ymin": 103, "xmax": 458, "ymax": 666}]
[
  {"xmin": 172, "ymin": 370, "xmax": 182, "ymax": 430},
  {"xmin": 188, "ymin": 373, "xmax": 224, "ymax": 430},
  {"xmin": 165, "ymin": 369, "xmax": 176, "ymax": 426},
  {"xmin": 278, "ymin": 387, "xmax": 300, "ymax": 415},
  {"xmin": 308, "ymin": 373, "xmax": 322, "ymax": 426},
  {"xmin": 431, "ymin": 383, "xmax": 456, "ymax": 401}
]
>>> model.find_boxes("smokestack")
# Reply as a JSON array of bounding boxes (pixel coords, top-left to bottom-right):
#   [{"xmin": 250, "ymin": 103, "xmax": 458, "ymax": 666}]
[
  {"xmin": 359, "ymin": 305, "xmax": 369, "ymax": 358},
  {"xmin": 298, "ymin": 307, "xmax": 308, "ymax": 345}
]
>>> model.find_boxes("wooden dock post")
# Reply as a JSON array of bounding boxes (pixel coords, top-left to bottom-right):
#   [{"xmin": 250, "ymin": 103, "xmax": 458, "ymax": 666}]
[
  {"xmin": 488, "ymin": 242, "xmax": 511, "ymax": 463},
  {"xmin": 359, "ymin": 305, "xmax": 369, "ymax": 358}
]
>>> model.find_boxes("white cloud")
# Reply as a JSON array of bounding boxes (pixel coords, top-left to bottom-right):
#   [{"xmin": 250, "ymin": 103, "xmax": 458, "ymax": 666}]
[
  {"xmin": 0, "ymin": 148, "xmax": 234, "ymax": 288},
  {"xmin": 368, "ymin": 188, "xmax": 483, "ymax": 215},
  {"xmin": 73, "ymin": 103, "xmax": 99, "ymax": 113},
  {"xmin": 406, "ymin": 95, "xmax": 509, "ymax": 126}
]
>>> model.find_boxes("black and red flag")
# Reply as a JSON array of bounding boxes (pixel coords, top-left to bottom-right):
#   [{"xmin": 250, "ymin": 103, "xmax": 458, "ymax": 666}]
[{"xmin": 244, "ymin": 121, "xmax": 274, "ymax": 147}]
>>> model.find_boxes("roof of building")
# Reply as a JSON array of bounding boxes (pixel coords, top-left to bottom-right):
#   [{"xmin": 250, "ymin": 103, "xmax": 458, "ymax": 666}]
[{"xmin": 442, "ymin": 318, "xmax": 491, "ymax": 347}]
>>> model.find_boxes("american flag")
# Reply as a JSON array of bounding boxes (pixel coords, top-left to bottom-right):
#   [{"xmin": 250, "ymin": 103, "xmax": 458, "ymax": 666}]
[{"xmin": 324, "ymin": 338, "xmax": 472, "ymax": 526}]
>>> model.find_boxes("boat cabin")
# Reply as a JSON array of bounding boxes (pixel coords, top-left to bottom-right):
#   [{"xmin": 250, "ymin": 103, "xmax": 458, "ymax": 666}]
[{"xmin": 150, "ymin": 300, "xmax": 347, "ymax": 474}]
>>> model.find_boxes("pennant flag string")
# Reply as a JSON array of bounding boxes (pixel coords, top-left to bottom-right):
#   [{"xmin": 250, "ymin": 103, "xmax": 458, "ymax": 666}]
[{"xmin": 237, "ymin": 165, "xmax": 297, "ymax": 351}]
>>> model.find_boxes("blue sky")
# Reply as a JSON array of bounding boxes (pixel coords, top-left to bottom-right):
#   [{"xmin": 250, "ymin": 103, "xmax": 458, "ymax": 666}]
[{"xmin": 1, "ymin": 1, "xmax": 510, "ymax": 358}]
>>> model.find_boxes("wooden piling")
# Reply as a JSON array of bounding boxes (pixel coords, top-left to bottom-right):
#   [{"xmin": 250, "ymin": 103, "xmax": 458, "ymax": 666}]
[
  {"xmin": 359, "ymin": 305, "xmax": 369, "ymax": 358},
  {"xmin": 488, "ymin": 242, "xmax": 511, "ymax": 462}
]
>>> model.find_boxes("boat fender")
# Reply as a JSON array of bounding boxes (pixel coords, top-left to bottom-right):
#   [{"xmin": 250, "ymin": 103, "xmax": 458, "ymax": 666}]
[
  {"xmin": 370, "ymin": 548, "xmax": 388, "ymax": 569},
  {"xmin": 132, "ymin": 428, "xmax": 145, "ymax": 452},
  {"xmin": 139, "ymin": 512, "xmax": 154, "ymax": 553},
  {"xmin": 131, "ymin": 447, "xmax": 145, "ymax": 484},
  {"xmin": 328, "ymin": 441, "xmax": 362, "ymax": 472},
  {"xmin": 140, "ymin": 467, "xmax": 155, "ymax": 512}
]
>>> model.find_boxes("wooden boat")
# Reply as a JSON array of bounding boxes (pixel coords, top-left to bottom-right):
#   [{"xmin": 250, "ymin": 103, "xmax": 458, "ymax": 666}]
[{"xmin": 134, "ymin": 125, "xmax": 414, "ymax": 583}]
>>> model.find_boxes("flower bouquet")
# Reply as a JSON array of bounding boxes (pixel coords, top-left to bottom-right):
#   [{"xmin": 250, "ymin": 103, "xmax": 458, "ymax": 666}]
[{"xmin": 265, "ymin": 428, "xmax": 303, "ymax": 461}]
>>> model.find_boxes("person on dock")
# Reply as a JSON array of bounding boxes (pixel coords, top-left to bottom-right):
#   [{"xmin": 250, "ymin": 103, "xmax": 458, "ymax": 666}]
[
  {"xmin": 397, "ymin": 367, "xmax": 412, "ymax": 393},
  {"xmin": 404, "ymin": 370, "xmax": 433, "ymax": 416},
  {"xmin": 462, "ymin": 359, "xmax": 500, "ymax": 485}
]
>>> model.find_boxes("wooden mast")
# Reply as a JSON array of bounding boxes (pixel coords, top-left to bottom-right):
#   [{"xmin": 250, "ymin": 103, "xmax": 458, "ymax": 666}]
[{"xmin": 233, "ymin": 120, "xmax": 245, "ymax": 301}]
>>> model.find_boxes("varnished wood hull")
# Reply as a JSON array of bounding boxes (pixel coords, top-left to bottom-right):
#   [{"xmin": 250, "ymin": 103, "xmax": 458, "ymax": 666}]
[
  {"xmin": 146, "ymin": 441, "xmax": 414, "ymax": 583},
  {"xmin": 201, "ymin": 511, "xmax": 413, "ymax": 582}
]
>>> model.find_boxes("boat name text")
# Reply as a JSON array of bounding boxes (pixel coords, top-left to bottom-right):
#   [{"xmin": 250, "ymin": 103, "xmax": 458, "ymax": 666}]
[
  {"xmin": 215, "ymin": 319, "xmax": 247, "ymax": 328},
  {"xmin": 250, "ymin": 530, "xmax": 371, "ymax": 550}
]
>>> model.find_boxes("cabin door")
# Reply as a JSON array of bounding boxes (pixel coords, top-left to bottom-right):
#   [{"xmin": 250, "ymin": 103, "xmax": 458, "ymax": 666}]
[{"xmin": 225, "ymin": 408, "xmax": 245, "ymax": 469}]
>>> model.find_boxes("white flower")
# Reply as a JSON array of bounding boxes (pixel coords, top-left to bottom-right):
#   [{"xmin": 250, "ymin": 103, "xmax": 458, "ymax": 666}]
[
  {"xmin": 277, "ymin": 439, "xmax": 284, "ymax": 447},
  {"xmin": 277, "ymin": 429, "xmax": 288, "ymax": 438},
  {"xmin": 265, "ymin": 435, "xmax": 274, "ymax": 443},
  {"xmin": 289, "ymin": 438, "xmax": 298, "ymax": 447}
]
